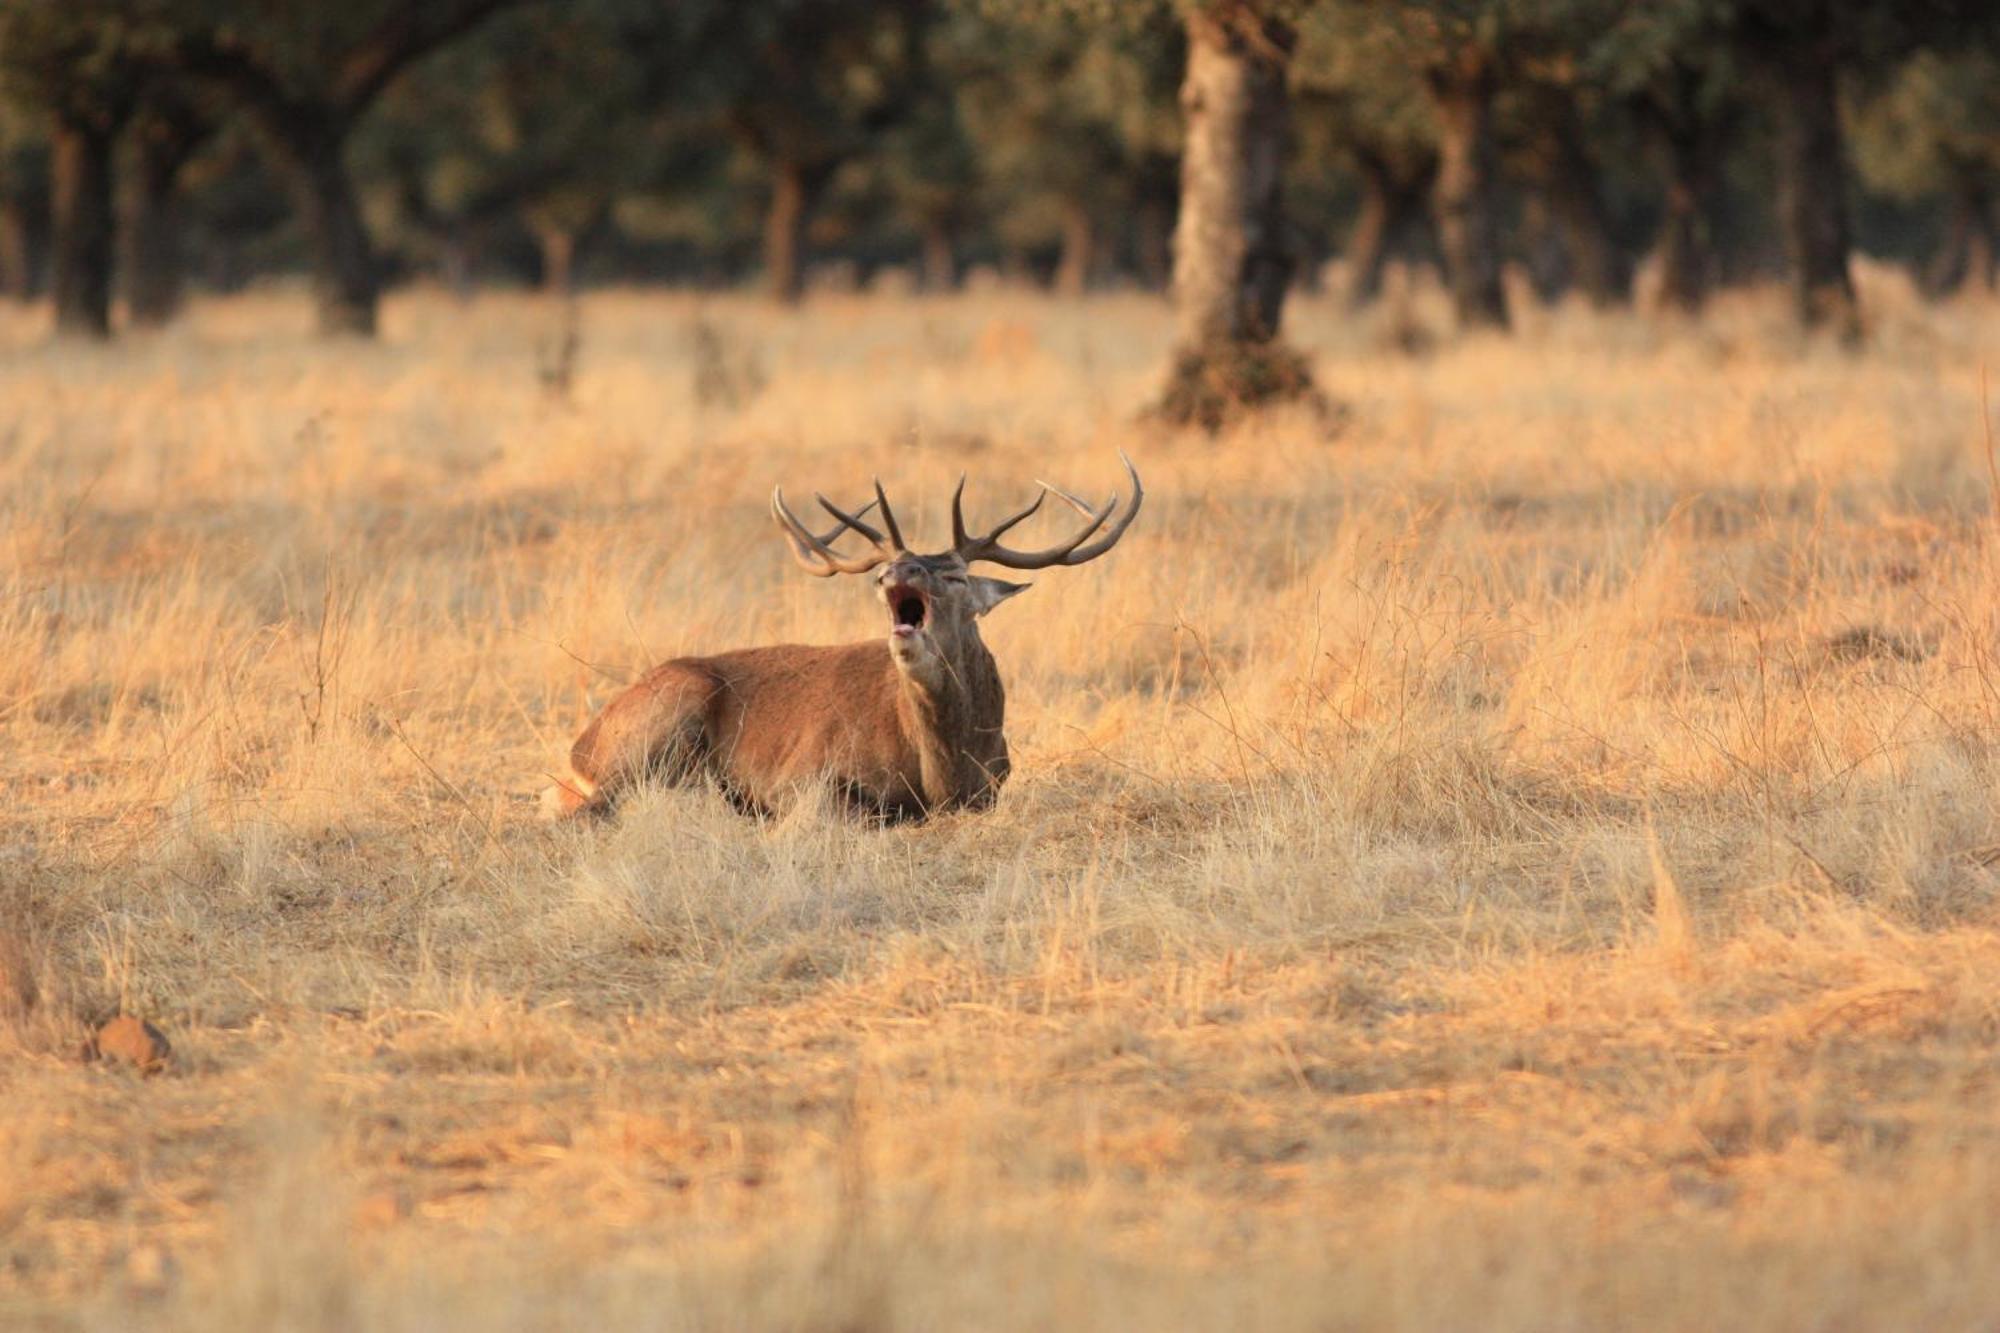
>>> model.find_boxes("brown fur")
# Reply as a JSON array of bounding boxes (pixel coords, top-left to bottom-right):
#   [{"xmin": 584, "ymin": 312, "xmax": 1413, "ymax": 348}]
[{"xmin": 543, "ymin": 553, "xmax": 1018, "ymax": 822}]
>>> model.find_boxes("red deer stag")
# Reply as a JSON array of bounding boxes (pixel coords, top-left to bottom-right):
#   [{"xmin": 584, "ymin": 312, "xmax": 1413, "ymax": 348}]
[{"xmin": 541, "ymin": 455, "xmax": 1142, "ymax": 823}]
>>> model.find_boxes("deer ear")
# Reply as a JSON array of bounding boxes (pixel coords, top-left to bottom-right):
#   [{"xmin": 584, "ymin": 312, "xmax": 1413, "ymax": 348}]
[{"xmin": 967, "ymin": 576, "xmax": 1029, "ymax": 617}]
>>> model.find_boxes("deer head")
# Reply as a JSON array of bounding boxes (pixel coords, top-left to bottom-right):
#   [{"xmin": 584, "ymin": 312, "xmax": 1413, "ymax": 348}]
[{"xmin": 770, "ymin": 454, "xmax": 1143, "ymax": 689}]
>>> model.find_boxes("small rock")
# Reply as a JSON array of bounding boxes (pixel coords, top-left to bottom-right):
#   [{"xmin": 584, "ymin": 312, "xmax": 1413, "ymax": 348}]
[{"xmin": 90, "ymin": 1015, "xmax": 171, "ymax": 1074}]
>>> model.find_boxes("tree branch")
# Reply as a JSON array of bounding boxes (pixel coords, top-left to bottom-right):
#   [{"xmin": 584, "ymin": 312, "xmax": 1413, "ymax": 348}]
[
  {"xmin": 334, "ymin": 0, "xmax": 526, "ymax": 119},
  {"xmin": 164, "ymin": 32, "xmax": 324, "ymax": 149}
]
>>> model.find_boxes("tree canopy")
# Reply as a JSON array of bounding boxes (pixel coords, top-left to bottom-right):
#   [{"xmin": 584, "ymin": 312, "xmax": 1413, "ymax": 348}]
[{"xmin": 0, "ymin": 0, "xmax": 1992, "ymax": 353}]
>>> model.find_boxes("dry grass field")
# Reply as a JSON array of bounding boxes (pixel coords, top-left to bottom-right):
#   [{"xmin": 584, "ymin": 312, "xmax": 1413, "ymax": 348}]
[{"xmin": 6, "ymin": 272, "xmax": 2000, "ymax": 1329}]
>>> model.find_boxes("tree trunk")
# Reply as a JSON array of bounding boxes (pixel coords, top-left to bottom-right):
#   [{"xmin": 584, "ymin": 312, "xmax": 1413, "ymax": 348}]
[
  {"xmin": 440, "ymin": 229, "xmax": 476, "ymax": 301},
  {"xmin": 1170, "ymin": 6, "xmax": 1293, "ymax": 349},
  {"xmin": 765, "ymin": 158, "xmax": 816, "ymax": 305},
  {"xmin": 1347, "ymin": 150, "xmax": 1434, "ymax": 311},
  {"xmin": 1347, "ymin": 166, "xmax": 1393, "ymax": 308},
  {"xmin": 920, "ymin": 220, "xmax": 956, "ymax": 292},
  {"xmin": 124, "ymin": 108, "xmax": 208, "ymax": 329},
  {"xmin": 1153, "ymin": 4, "xmax": 1318, "ymax": 430},
  {"xmin": 1055, "ymin": 200, "xmax": 1093, "ymax": 297},
  {"xmin": 1652, "ymin": 118, "xmax": 1716, "ymax": 315},
  {"xmin": 1923, "ymin": 178, "xmax": 1996, "ymax": 298},
  {"xmin": 1540, "ymin": 96, "xmax": 1632, "ymax": 308},
  {"xmin": 0, "ymin": 202, "xmax": 32, "ymax": 301},
  {"xmin": 534, "ymin": 225, "xmax": 576, "ymax": 296},
  {"xmin": 1134, "ymin": 196, "xmax": 1172, "ymax": 293},
  {"xmin": 277, "ymin": 127, "xmax": 379, "ymax": 336},
  {"xmin": 1768, "ymin": 48, "xmax": 1858, "ymax": 338},
  {"xmin": 1520, "ymin": 196, "xmax": 1571, "ymax": 304},
  {"xmin": 51, "ymin": 118, "xmax": 116, "ymax": 339},
  {"xmin": 1428, "ymin": 49, "xmax": 1508, "ymax": 331}
]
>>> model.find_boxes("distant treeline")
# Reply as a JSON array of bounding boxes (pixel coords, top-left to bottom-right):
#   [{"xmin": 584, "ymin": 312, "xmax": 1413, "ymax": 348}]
[{"xmin": 2, "ymin": 2, "xmax": 1995, "ymax": 417}]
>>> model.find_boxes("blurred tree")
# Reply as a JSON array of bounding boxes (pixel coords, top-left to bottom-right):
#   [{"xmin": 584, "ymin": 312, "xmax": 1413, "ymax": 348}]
[
  {"xmin": 956, "ymin": 12, "xmax": 1180, "ymax": 296},
  {"xmin": 1293, "ymin": 17, "xmax": 1438, "ymax": 310},
  {"xmin": 1153, "ymin": 1, "xmax": 1319, "ymax": 428},
  {"xmin": 123, "ymin": 82, "xmax": 215, "ymax": 326},
  {"xmin": 1582, "ymin": 1, "xmax": 1744, "ymax": 315},
  {"xmin": 158, "ymin": 0, "xmax": 527, "ymax": 334},
  {"xmin": 1423, "ymin": 38, "xmax": 1507, "ymax": 327},
  {"xmin": 672, "ymin": 0, "xmax": 930, "ymax": 304},
  {"xmin": 1733, "ymin": 1, "xmax": 1858, "ymax": 337},
  {"xmin": 0, "ymin": 4, "xmax": 151, "ymax": 336},
  {"xmin": 1728, "ymin": 0, "xmax": 1992, "ymax": 336},
  {"xmin": 363, "ymin": 2, "xmax": 644, "ymax": 295},
  {"xmin": 0, "ymin": 105, "xmax": 49, "ymax": 301},
  {"xmin": 1851, "ymin": 50, "xmax": 2000, "ymax": 297},
  {"xmin": 878, "ymin": 90, "xmax": 979, "ymax": 290},
  {"xmin": 1304, "ymin": 3, "xmax": 1522, "ymax": 331},
  {"xmin": 853, "ymin": 6, "xmax": 986, "ymax": 290},
  {"xmin": 1515, "ymin": 75, "xmax": 1634, "ymax": 308},
  {"xmin": 3, "ymin": 0, "xmax": 1997, "ymax": 349}
]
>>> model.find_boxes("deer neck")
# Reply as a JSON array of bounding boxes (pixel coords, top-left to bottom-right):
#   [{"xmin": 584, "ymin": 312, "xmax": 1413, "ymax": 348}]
[{"xmin": 893, "ymin": 631, "xmax": 1003, "ymax": 810}]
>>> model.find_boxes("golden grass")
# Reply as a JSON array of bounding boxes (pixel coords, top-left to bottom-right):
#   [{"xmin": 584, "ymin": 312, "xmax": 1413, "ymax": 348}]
[{"xmin": 6, "ymin": 268, "xmax": 2000, "ymax": 1328}]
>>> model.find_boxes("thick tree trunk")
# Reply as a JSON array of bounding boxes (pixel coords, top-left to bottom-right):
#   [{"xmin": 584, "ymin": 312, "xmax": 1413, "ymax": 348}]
[
  {"xmin": 51, "ymin": 118, "xmax": 116, "ymax": 339},
  {"xmin": 1153, "ymin": 5, "xmax": 1317, "ymax": 430},
  {"xmin": 1055, "ymin": 200, "xmax": 1093, "ymax": 297},
  {"xmin": 1428, "ymin": 49, "xmax": 1508, "ymax": 331},
  {"xmin": 124, "ymin": 108, "xmax": 208, "ymax": 329},
  {"xmin": 1540, "ymin": 97, "xmax": 1632, "ymax": 308},
  {"xmin": 765, "ymin": 158, "xmax": 817, "ymax": 305},
  {"xmin": 1768, "ymin": 49, "xmax": 1858, "ymax": 338},
  {"xmin": 1924, "ymin": 178, "xmax": 1996, "ymax": 298},
  {"xmin": 276, "ymin": 128, "xmax": 379, "ymax": 336},
  {"xmin": 920, "ymin": 220, "xmax": 956, "ymax": 292},
  {"xmin": 1171, "ymin": 6, "xmax": 1292, "ymax": 348}
]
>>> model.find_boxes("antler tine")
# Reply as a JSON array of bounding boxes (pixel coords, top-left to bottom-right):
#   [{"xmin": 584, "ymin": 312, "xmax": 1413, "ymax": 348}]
[
  {"xmin": 814, "ymin": 494, "xmax": 885, "ymax": 546},
  {"xmin": 957, "ymin": 453, "xmax": 1143, "ymax": 571},
  {"xmin": 1035, "ymin": 480, "xmax": 1099, "ymax": 518},
  {"xmin": 872, "ymin": 478, "xmax": 908, "ymax": 553},
  {"xmin": 771, "ymin": 487, "xmax": 894, "ymax": 577},
  {"xmin": 950, "ymin": 474, "xmax": 969, "ymax": 551},
  {"xmin": 951, "ymin": 482, "xmax": 1043, "ymax": 561},
  {"xmin": 1054, "ymin": 452, "xmax": 1143, "ymax": 564},
  {"xmin": 985, "ymin": 490, "xmax": 1047, "ymax": 543}
]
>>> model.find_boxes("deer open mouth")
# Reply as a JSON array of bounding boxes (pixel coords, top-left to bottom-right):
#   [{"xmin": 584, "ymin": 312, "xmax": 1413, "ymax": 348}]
[{"xmin": 887, "ymin": 585, "xmax": 929, "ymax": 637}]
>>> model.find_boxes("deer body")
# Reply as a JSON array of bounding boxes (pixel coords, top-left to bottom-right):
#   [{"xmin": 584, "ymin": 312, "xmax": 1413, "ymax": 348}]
[
  {"xmin": 542, "ymin": 457, "xmax": 1139, "ymax": 823},
  {"xmin": 552, "ymin": 635, "xmax": 1008, "ymax": 821}
]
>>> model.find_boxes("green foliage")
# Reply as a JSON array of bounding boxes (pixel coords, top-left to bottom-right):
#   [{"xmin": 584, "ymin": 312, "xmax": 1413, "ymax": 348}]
[
  {"xmin": 0, "ymin": 0, "xmax": 1998, "ymax": 310},
  {"xmin": 1850, "ymin": 50, "xmax": 2000, "ymax": 199},
  {"xmin": 952, "ymin": 7, "xmax": 1180, "ymax": 250},
  {"xmin": 361, "ymin": 4, "xmax": 646, "ymax": 241}
]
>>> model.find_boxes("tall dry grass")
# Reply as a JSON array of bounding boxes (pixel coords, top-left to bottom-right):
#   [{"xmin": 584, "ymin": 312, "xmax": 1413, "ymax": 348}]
[{"xmin": 5, "ymin": 268, "xmax": 2000, "ymax": 1329}]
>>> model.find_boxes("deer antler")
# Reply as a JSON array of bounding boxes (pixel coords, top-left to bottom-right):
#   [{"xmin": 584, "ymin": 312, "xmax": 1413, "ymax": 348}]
[
  {"xmin": 953, "ymin": 452, "xmax": 1143, "ymax": 570},
  {"xmin": 771, "ymin": 482, "xmax": 902, "ymax": 576}
]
